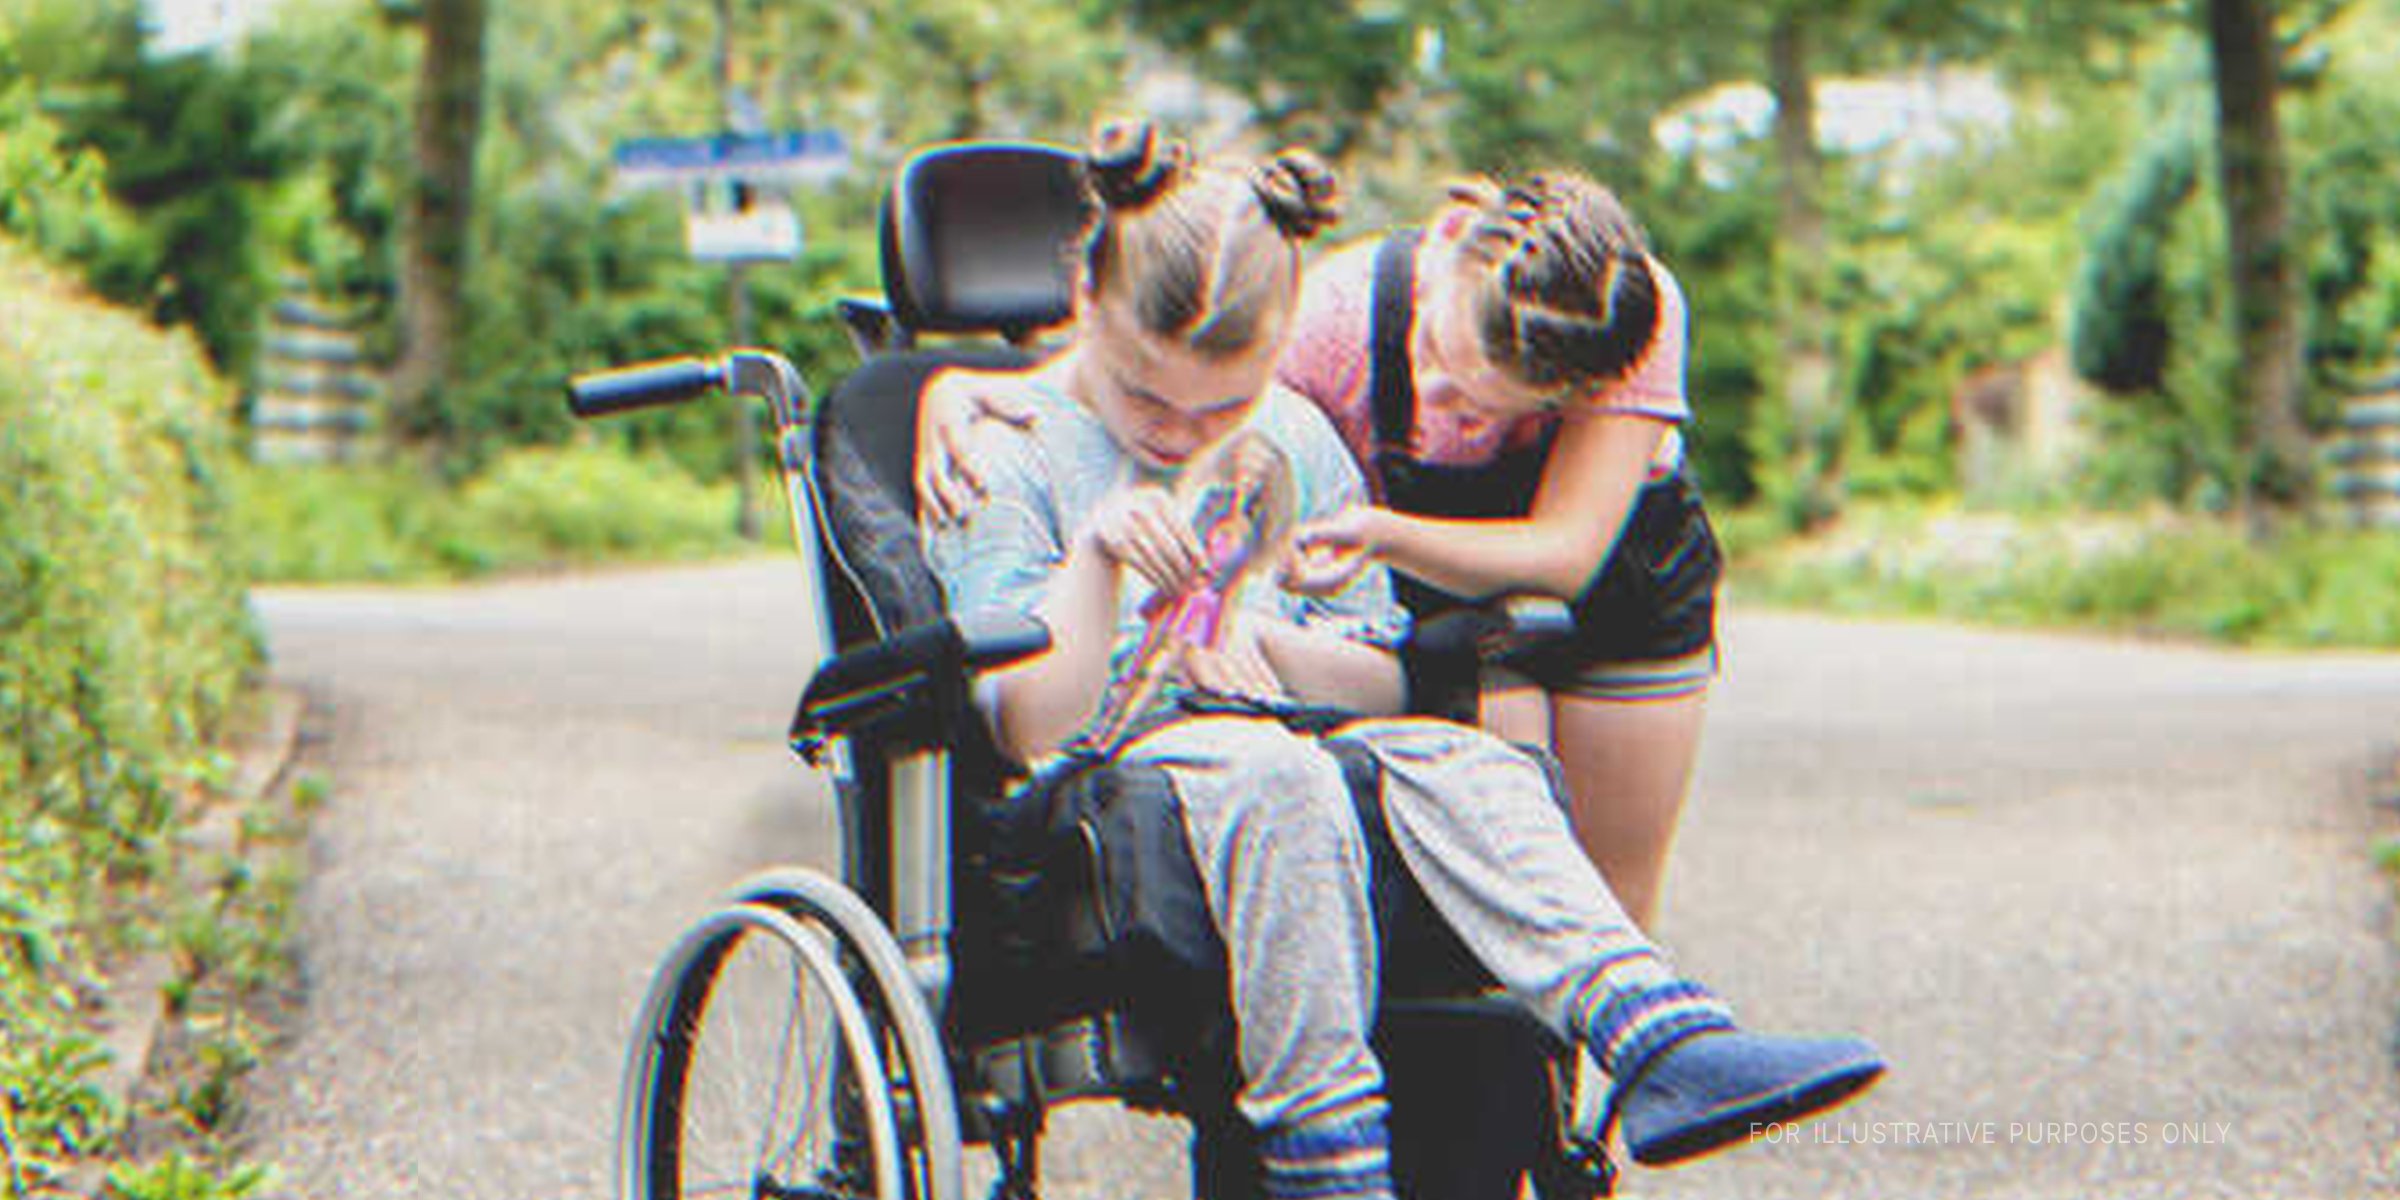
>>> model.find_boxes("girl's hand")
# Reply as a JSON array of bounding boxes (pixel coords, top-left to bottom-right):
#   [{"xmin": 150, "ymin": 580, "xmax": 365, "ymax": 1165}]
[
  {"xmin": 1281, "ymin": 506, "xmax": 1384, "ymax": 596},
  {"xmin": 915, "ymin": 369, "xmax": 1041, "ymax": 524},
  {"xmin": 1083, "ymin": 485, "xmax": 1206, "ymax": 594},
  {"xmin": 1183, "ymin": 612, "xmax": 1288, "ymax": 704}
]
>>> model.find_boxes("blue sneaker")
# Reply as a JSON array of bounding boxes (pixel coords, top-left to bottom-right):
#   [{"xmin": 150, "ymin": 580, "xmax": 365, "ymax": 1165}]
[{"xmin": 1614, "ymin": 1030, "xmax": 1885, "ymax": 1166}]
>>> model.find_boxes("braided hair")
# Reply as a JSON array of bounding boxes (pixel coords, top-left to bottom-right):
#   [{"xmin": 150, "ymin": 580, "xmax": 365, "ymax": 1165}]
[{"xmin": 1445, "ymin": 172, "xmax": 1660, "ymax": 398}]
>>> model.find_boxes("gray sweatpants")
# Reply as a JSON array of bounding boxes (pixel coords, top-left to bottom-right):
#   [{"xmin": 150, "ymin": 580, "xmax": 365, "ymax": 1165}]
[{"xmin": 1114, "ymin": 713, "xmax": 1681, "ymax": 1135}]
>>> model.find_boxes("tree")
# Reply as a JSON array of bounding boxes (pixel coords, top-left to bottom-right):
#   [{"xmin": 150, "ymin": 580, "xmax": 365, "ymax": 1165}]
[
  {"xmin": 1766, "ymin": 7, "xmax": 1841, "ymax": 527},
  {"xmin": 2069, "ymin": 107, "xmax": 2204, "ymax": 397},
  {"xmin": 1718, "ymin": 0, "xmax": 2164, "ymax": 525},
  {"xmin": 2202, "ymin": 0, "xmax": 2308, "ymax": 510},
  {"xmin": 1117, "ymin": 0, "xmax": 1412, "ymax": 159},
  {"xmin": 4, "ymin": 0, "xmax": 299, "ymax": 381},
  {"xmin": 2062, "ymin": 4, "xmax": 2350, "ymax": 515},
  {"xmin": 390, "ymin": 0, "xmax": 489, "ymax": 449}
]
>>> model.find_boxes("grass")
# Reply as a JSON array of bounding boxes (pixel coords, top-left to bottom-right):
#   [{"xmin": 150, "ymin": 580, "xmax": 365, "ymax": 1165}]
[
  {"xmin": 106, "ymin": 1153, "xmax": 274, "ymax": 1200},
  {"xmin": 114, "ymin": 754, "xmax": 314, "ymax": 1200},
  {"xmin": 1727, "ymin": 500, "xmax": 2400, "ymax": 649},
  {"xmin": 228, "ymin": 439, "xmax": 753, "ymax": 584}
]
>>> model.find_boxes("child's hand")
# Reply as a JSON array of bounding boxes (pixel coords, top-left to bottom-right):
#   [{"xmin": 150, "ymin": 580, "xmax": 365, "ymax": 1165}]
[
  {"xmin": 915, "ymin": 369, "xmax": 1041, "ymax": 524},
  {"xmin": 1282, "ymin": 506, "xmax": 1382, "ymax": 596},
  {"xmin": 1183, "ymin": 613, "xmax": 1288, "ymax": 704},
  {"xmin": 1084, "ymin": 485, "xmax": 1205, "ymax": 594}
]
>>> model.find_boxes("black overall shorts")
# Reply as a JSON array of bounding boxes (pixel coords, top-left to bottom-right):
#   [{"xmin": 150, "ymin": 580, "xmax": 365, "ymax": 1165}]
[{"xmin": 1364, "ymin": 231, "xmax": 1723, "ymax": 717}]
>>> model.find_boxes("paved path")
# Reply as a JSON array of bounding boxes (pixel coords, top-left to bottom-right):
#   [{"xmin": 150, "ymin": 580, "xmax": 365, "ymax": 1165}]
[{"xmin": 247, "ymin": 561, "xmax": 2400, "ymax": 1199}]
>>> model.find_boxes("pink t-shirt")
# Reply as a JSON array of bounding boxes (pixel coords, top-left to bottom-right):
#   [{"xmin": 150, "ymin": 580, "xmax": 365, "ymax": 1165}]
[{"xmin": 1275, "ymin": 235, "xmax": 1690, "ymax": 488}]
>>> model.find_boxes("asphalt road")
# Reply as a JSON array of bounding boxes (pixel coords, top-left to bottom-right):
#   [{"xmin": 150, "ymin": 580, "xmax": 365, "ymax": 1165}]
[{"xmin": 247, "ymin": 559, "xmax": 2400, "ymax": 1199}]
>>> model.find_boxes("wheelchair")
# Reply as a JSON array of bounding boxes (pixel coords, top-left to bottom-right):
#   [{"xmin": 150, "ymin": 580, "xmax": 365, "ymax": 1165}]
[{"xmin": 568, "ymin": 141, "xmax": 1612, "ymax": 1200}]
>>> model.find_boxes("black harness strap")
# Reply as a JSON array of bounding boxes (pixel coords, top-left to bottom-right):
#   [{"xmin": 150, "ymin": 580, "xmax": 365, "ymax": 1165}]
[
  {"xmin": 1368, "ymin": 229, "xmax": 1424, "ymax": 462},
  {"xmin": 1367, "ymin": 229, "xmax": 1478, "ymax": 721}
]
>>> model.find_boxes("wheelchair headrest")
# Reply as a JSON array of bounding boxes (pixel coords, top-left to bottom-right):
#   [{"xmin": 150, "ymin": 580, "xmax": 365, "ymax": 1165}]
[{"xmin": 880, "ymin": 142, "xmax": 1091, "ymax": 340}]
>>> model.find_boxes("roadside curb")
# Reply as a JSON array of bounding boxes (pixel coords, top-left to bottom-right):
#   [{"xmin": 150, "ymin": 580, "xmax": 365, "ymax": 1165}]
[
  {"xmin": 69, "ymin": 684, "xmax": 306, "ymax": 1198},
  {"xmin": 188, "ymin": 687, "xmax": 307, "ymax": 860}
]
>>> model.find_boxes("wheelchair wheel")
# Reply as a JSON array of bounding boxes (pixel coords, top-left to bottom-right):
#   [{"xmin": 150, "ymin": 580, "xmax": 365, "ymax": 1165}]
[
  {"xmin": 726, "ymin": 868, "xmax": 964, "ymax": 1200},
  {"xmin": 620, "ymin": 902, "xmax": 905, "ymax": 1200}
]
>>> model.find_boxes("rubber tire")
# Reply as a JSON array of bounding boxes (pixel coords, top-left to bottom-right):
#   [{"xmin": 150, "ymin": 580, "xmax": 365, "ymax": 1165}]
[
  {"xmin": 620, "ymin": 901, "xmax": 906, "ymax": 1200},
  {"xmin": 728, "ymin": 868, "xmax": 965, "ymax": 1200}
]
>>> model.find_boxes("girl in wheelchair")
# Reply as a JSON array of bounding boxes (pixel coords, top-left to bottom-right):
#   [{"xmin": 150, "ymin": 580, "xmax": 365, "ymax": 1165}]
[{"xmin": 923, "ymin": 119, "xmax": 1881, "ymax": 1200}]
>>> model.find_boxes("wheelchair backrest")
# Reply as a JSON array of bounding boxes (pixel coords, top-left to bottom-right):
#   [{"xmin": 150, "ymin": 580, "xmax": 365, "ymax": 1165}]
[
  {"xmin": 812, "ymin": 347, "xmax": 1034, "ymax": 646},
  {"xmin": 819, "ymin": 137, "xmax": 1090, "ymax": 649},
  {"xmin": 811, "ymin": 141, "xmax": 1088, "ymax": 915},
  {"xmin": 879, "ymin": 141, "xmax": 1089, "ymax": 342},
  {"xmin": 813, "ymin": 350, "xmax": 1034, "ymax": 917}
]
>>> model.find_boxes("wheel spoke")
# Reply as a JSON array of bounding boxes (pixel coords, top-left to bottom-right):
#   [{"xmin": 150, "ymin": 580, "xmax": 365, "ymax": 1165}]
[
  {"xmin": 769, "ymin": 951, "xmax": 829, "ymax": 1179},
  {"xmin": 628, "ymin": 890, "xmax": 943, "ymax": 1200},
  {"xmin": 755, "ymin": 950, "xmax": 804, "ymax": 1171}
]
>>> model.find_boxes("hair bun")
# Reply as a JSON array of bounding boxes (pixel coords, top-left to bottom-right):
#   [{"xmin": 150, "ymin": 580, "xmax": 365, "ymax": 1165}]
[
  {"xmin": 1087, "ymin": 120, "xmax": 1184, "ymax": 210},
  {"xmin": 1252, "ymin": 149, "xmax": 1342, "ymax": 241}
]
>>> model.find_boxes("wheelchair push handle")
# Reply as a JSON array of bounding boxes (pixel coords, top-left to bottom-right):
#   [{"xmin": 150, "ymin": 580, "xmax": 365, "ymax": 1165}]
[{"xmin": 565, "ymin": 356, "xmax": 726, "ymax": 418}]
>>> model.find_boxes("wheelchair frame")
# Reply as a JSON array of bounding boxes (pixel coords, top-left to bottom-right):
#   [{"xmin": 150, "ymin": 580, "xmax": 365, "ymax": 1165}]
[{"xmin": 576, "ymin": 348, "xmax": 993, "ymax": 1200}]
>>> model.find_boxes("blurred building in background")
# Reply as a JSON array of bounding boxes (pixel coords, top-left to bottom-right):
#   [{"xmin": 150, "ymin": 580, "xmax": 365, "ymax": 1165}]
[
  {"xmin": 1655, "ymin": 67, "xmax": 2014, "ymax": 187},
  {"xmin": 142, "ymin": 0, "xmax": 278, "ymax": 56}
]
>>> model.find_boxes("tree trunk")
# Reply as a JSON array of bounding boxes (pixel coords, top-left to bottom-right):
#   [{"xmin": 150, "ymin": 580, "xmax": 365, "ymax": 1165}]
[
  {"xmin": 2204, "ymin": 0, "xmax": 2309, "ymax": 514},
  {"xmin": 1768, "ymin": 8, "xmax": 1840, "ymax": 528},
  {"xmin": 390, "ymin": 0, "xmax": 489, "ymax": 452}
]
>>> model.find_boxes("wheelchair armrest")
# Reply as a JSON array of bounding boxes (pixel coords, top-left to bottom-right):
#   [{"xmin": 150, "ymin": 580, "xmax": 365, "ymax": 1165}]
[
  {"xmin": 1401, "ymin": 594, "xmax": 1573, "ymax": 719},
  {"xmin": 1490, "ymin": 594, "xmax": 1573, "ymax": 654},
  {"xmin": 791, "ymin": 609, "xmax": 1049, "ymax": 759},
  {"xmin": 837, "ymin": 297, "xmax": 911, "ymax": 359},
  {"xmin": 1408, "ymin": 594, "xmax": 1572, "ymax": 661}
]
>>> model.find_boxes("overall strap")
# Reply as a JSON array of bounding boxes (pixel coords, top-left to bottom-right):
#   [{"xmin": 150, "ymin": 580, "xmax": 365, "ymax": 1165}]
[{"xmin": 1368, "ymin": 229, "xmax": 1424, "ymax": 457}]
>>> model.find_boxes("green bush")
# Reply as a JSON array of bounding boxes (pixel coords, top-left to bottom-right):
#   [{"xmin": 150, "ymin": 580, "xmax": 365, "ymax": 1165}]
[
  {"xmin": 0, "ymin": 59, "xmax": 134, "ymax": 265},
  {"xmin": 449, "ymin": 441, "xmax": 747, "ymax": 568},
  {"xmin": 0, "ymin": 238, "xmax": 258, "ymax": 1177},
  {"xmin": 225, "ymin": 465, "xmax": 458, "ymax": 582},
  {"xmin": 2069, "ymin": 98, "xmax": 2203, "ymax": 397}
]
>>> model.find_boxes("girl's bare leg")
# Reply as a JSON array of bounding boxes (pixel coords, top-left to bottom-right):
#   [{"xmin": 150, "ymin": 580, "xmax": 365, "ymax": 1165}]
[{"xmin": 1547, "ymin": 688, "xmax": 1709, "ymax": 933}]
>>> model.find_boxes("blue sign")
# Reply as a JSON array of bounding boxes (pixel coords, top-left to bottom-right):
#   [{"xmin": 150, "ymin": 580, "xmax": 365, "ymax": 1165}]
[{"xmin": 612, "ymin": 131, "xmax": 850, "ymax": 188}]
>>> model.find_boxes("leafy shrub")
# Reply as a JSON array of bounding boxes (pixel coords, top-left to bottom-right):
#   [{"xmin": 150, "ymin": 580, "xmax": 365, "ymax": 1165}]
[
  {"xmin": 224, "ymin": 465, "xmax": 452, "ymax": 582},
  {"xmin": 0, "ymin": 61, "xmax": 135, "ymax": 264},
  {"xmin": 449, "ymin": 441, "xmax": 746, "ymax": 568},
  {"xmin": 2069, "ymin": 108, "xmax": 2202, "ymax": 396},
  {"xmin": 0, "ymin": 238, "xmax": 257, "ymax": 1178}
]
